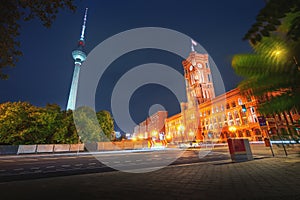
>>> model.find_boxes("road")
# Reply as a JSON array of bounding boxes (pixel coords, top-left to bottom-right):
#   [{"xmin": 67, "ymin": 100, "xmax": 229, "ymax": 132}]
[
  {"xmin": 0, "ymin": 144, "xmax": 299, "ymax": 200},
  {"xmin": 0, "ymin": 143, "xmax": 295, "ymax": 182},
  {"xmin": 0, "ymin": 148, "xmax": 231, "ymax": 182}
]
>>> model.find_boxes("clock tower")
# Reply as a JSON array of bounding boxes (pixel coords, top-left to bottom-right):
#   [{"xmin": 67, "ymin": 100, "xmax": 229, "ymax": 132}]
[
  {"xmin": 182, "ymin": 48, "xmax": 215, "ymax": 106},
  {"xmin": 179, "ymin": 42, "xmax": 216, "ymax": 142}
]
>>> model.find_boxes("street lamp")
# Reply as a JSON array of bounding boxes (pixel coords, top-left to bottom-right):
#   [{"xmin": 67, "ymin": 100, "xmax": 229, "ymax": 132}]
[{"xmin": 229, "ymin": 126, "xmax": 237, "ymax": 138}]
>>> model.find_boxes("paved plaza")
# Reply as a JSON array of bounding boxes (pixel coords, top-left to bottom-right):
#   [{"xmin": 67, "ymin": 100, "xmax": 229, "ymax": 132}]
[{"xmin": 0, "ymin": 151, "xmax": 299, "ymax": 200}]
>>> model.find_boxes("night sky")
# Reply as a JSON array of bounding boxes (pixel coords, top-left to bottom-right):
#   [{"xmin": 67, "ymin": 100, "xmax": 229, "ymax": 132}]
[{"xmin": 0, "ymin": 0, "xmax": 265, "ymax": 133}]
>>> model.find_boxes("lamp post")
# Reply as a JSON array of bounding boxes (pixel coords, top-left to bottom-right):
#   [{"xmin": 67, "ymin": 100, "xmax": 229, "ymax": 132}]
[{"xmin": 229, "ymin": 126, "xmax": 237, "ymax": 138}]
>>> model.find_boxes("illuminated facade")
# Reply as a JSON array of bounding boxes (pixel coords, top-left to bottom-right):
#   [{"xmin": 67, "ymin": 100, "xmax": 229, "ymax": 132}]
[
  {"xmin": 67, "ymin": 8, "xmax": 88, "ymax": 110},
  {"xmin": 133, "ymin": 111, "xmax": 168, "ymax": 139},
  {"xmin": 165, "ymin": 47, "xmax": 299, "ymax": 143},
  {"xmin": 134, "ymin": 43, "xmax": 299, "ymax": 143}
]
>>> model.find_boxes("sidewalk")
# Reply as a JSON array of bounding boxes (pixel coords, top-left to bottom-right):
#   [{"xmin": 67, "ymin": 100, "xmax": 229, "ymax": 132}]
[{"xmin": 0, "ymin": 154, "xmax": 299, "ymax": 200}]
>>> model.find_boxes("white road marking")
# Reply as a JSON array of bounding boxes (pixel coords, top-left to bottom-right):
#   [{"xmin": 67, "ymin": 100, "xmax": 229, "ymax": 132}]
[
  {"xmin": 88, "ymin": 163, "xmax": 96, "ymax": 165},
  {"xmin": 13, "ymin": 168, "xmax": 24, "ymax": 171},
  {"xmin": 46, "ymin": 166, "xmax": 55, "ymax": 169},
  {"xmin": 30, "ymin": 167, "xmax": 40, "ymax": 170},
  {"xmin": 135, "ymin": 159, "xmax": 142, "ymax": 162},
  {"xmin": 74, "ymin": 164, "xmax": 83, "ymax": 167},
  {"xmin": 113, "ymin": 161, "xmax": 120, "ymax": 164},
  {"xmin": 125, "ymin": 160, "xmax": 131, "ymax": 163},
  {"xmin": 61, "ymin": 165, "xmax": 71, "ymax": 167},
  {"xmin": 0, "ymin": 169, "xmax": 7, "ymax": 172}
]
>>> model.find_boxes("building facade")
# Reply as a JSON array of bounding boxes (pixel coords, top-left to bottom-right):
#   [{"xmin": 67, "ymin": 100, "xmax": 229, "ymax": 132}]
[
  {"xmin": 165, "ymin": 49, "xmax": 300, "ymax": 143},
  {"xmin": 134, "ymin": 44, "xmax": 299, "ymax": 143},
  {"xmin": 133, "ymin": 111, "xmax": 168, "ymax": 140}
]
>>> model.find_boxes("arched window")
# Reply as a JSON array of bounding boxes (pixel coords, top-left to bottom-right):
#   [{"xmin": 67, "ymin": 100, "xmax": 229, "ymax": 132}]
[{"xmin": 238, "ymin": 98, "xmax": 243, "ymax": 105}]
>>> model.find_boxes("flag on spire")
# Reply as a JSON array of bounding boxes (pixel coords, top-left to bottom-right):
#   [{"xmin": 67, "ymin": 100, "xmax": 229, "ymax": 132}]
[{"xmin": 191, "ymin": 39, "xmax": 197, "ymax": 46}]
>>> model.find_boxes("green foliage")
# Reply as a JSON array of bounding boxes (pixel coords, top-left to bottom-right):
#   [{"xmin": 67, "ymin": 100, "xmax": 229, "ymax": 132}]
[
  {"xmin": 0, "ymin": 102, "xmax": 114, "ymax": 145},
  {"xmin": 73, "ymin": 106, "xmax": 102, "ymax": 143},
  {"xmin": 96, "ymin": 110, "xmax": 114, "ymax": 141},
  {"xmin": 0, "ymin": 0, "xmax": 76, "ymax": 79},
  {"xmin": 232, "ymin": 6, "xmax": 300, "ymax": 115},
  {"xmin": 244, "ymin": 0, "xmax": 300, "ymax": 44}
]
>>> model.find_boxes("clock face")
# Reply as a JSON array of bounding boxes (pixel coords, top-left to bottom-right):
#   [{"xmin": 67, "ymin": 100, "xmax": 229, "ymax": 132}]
[
  {"xmin": 189, "ymin": 65, "xmax": 193, "ymax": 71},
  {"xmin": 197, "ymin": 63, "xmax": 203, "ymax": 68}
]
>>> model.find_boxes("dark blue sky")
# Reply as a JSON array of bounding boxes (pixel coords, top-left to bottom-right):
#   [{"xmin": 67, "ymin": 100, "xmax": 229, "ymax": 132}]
[{"xmin": 0, "ymin": 0, "xmax": 265, "ymax": 132}]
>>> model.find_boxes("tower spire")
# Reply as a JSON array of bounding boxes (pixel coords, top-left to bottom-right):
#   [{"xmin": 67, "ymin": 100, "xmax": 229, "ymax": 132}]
[
  {"xmin": 80, "ymin": 8, "xmax": 88, "ymax": 41},
  {"xmin": 67, "ymin": 8, "xmax": 88, "ymax": 111},
  {"xmin": 191, "ymin": 39, "xmax": 197, "ymax": 52}
]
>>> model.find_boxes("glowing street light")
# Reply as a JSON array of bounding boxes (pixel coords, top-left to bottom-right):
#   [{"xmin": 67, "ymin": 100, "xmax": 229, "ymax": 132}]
[
  {"xmin": 228, "ymin": 126, "xmax": 237, "ymax": 138},
  {"xmin": 177, "ymin": 124, "xmax": 185, "ymax": 132},
  {"xmin": 229, "ymin": 126, "xmax": 237, "ymax": 133},
  {"xmin": 151, "ymin": 130, "xmax": 158, "ymax": 137}
]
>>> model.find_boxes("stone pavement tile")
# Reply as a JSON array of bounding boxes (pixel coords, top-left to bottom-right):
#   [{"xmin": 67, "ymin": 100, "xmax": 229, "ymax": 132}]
[{"xmin": 0, "ymin": 157, "xmax": 299, "ymax": 200}]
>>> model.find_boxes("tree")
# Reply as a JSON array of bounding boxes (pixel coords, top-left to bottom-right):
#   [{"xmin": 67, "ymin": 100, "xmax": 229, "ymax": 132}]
[
  {"xmin": 0, "ymin": 102, "xmax": 77, "ymax": 145},
  {"xmin": 96, "ymin": 110, "xmax": 114, "ymax": 141},
  {"xmin": 0, "ymin": 0, "xmax": 76, "ymax": 79},
  {"xmin": 52, "ymin": 109, "xmax": 78, "ymax": 144},
  {"xmin": 232, "ymin": 8, "xmax": 300, "ymax": 115},
  {"xmin": 244, "ymin": 0, "xmax": 300, "ymax": 44},
  {"xmin": 0, "ymin": 101, "xmax": 38, "ymax": 144},
  {"xmin": 73, "ymin": 107, "xmax": 103, "ymax": 143}
]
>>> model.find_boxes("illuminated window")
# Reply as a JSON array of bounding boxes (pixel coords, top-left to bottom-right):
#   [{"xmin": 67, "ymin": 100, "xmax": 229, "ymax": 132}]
[
  {"xmin": 226, "ymin": 103, "xmax": 230, "ymax": 109},
  {"xmin": 246, "ymin": 130, "xmax": 251, "ymax": 137},
  {"xmin": 250, "ymin": 107, "xmax": 255, "ymax": 114},
  {"xmin": 238, "ymin": 98, "xmax": 243, "ymax": 105},
  {"xmin": 228, "ymin": 112, "xmax": 233, "ymax": 120},
  {"xmin": 231, "ymin": 101, "xmax": 236, "ymax": 108},
  {"xmin": 221, "ymin": 104, "xmax": 224, "ymax": 111}
]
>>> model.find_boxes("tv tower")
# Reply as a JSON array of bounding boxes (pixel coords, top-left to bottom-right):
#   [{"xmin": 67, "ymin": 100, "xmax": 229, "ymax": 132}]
[{"xmin": 67, "ymin": 8, "xmax": 88, "ymax": 110}]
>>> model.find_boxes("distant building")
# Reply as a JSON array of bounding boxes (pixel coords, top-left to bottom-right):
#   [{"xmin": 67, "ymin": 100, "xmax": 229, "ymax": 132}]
[{"xmin": 133, "ymin": 111, "xmax": 168, "ymax": 139}]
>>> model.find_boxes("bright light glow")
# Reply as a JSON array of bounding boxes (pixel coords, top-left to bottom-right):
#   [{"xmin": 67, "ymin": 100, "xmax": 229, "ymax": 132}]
[
  {"xmin": 152, "ymin": 131, "xmax": 158, "ymax": 137},
  {"xmin": 189, "ymin": 131, "xmax": 194, "ymax": 136},
  {"xmin": 229, "ymin": 126, "xmax": 237, "ymax": 132},
  {"xmin": 138, "ymin": 135, "xmax": 144, "ymax": 139},
  {"xmin": 274, "ymin": 50, "xmax": 281, "ymax": 56},
  {"xmin": 177, "ymin": 124, "xmax": 185, "ymax": 131},
  {"xmin": 166, "ymin": 135, "xmax": 172, "ymax": 140},
  {"xmin": 132, "ymin": 137, "xmax": 137, "ymax": 141}
]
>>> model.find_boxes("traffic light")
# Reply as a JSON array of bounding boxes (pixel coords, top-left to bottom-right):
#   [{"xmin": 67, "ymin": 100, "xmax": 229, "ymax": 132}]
[{"xmin": 241, "ymin": 104, "xmax": 247, "ymax": 112}]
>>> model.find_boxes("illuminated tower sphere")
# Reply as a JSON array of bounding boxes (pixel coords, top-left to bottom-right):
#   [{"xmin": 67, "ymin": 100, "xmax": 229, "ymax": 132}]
[{"xmin": 67, "ymin": 8, "xmax": 88, "ymax": 110}]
